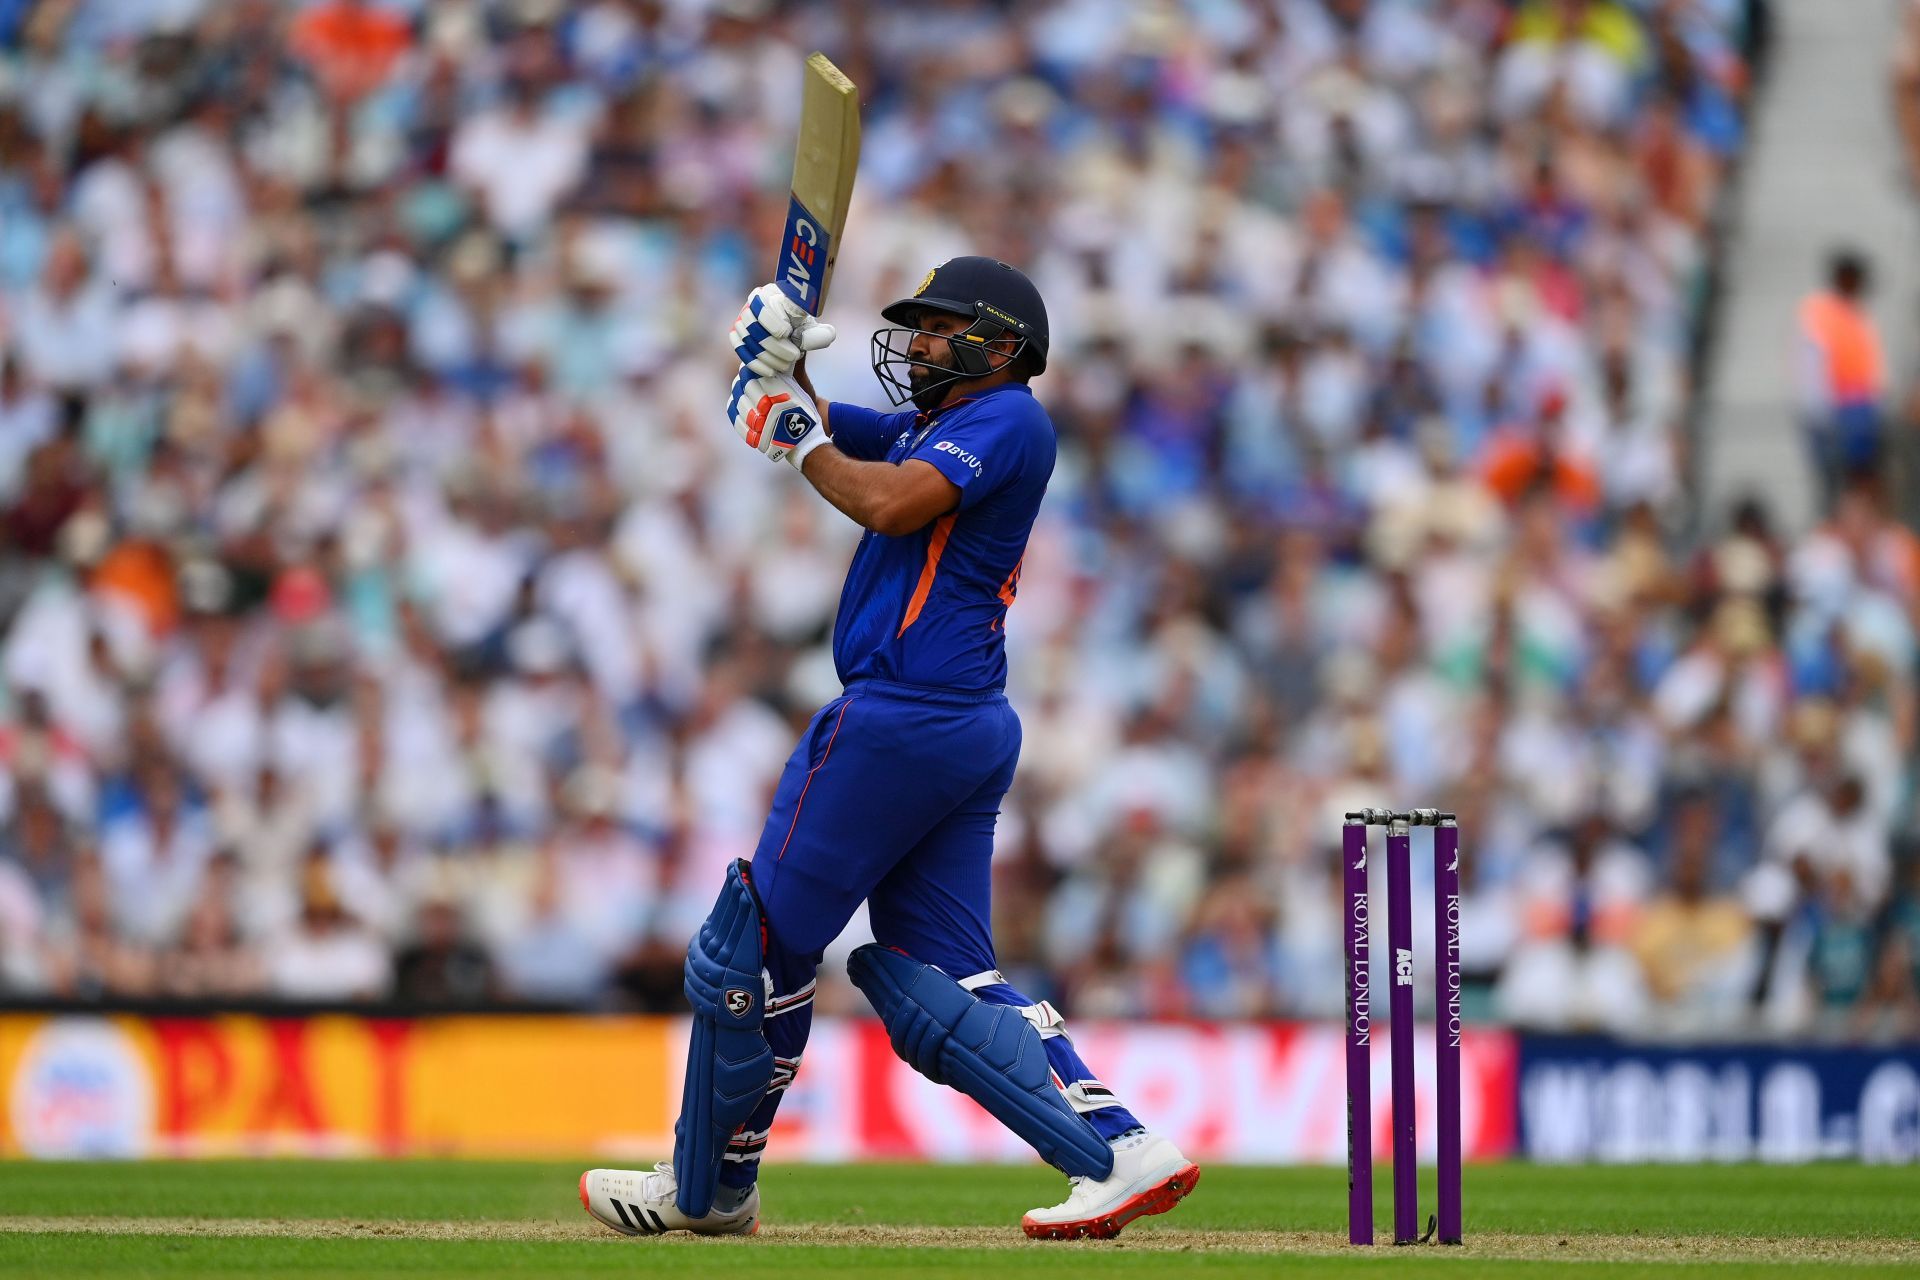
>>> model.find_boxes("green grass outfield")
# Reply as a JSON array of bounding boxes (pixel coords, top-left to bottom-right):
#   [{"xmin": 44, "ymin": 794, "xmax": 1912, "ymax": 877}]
[{"xmin": 1, "ymin": 1160, "xmax": 1916, "ymax": 1278}]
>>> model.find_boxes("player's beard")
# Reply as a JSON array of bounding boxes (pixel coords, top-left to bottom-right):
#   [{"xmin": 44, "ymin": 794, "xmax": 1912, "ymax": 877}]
[{"xmin": 907, "ymin": 353, "xmax": 958, "ymax": 412}]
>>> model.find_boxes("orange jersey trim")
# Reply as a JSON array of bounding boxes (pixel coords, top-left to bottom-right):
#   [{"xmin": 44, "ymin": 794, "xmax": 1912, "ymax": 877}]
[
  {"xmin": 995, "ymin": 554, "xmax": 1024, "ymax": 608},
  {"xmin": 897, "ymin": 513, "xmax": 957, "ymax": 636}
]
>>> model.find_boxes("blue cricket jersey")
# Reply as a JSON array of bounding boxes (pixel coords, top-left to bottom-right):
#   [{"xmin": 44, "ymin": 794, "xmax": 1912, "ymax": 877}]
[{"xmin": 823, "ymin": 383, "xmax": 1055, "ymax": 693}]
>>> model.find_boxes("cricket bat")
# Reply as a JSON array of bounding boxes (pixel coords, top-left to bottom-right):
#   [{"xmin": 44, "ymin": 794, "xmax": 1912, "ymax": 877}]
[{"xmin": 777, "ymin": 52, "xmax": 861, "ymax": 316}]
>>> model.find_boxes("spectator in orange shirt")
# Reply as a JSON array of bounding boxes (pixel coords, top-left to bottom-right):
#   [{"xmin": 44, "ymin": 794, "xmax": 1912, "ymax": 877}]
[
  {"xmin": 1796, "ymin": 250, "xmax": 1886, "ymax": 503},
  {"xmin": 1481, "ymin": 387, "xmax": 1603, "ymax": 517},
  {"xmin": 290, "ymin": 0, "xmax": 413, "ymax": 104},
  {"xmin": 91, "ymin": 537, "xmax": 179, "ymax": 641}
]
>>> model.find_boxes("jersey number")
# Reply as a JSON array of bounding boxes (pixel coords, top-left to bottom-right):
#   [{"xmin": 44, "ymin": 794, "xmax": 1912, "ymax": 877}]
[{"xmin": 989, "ymin": 555, "xmax": 1024, "ymax": 633}]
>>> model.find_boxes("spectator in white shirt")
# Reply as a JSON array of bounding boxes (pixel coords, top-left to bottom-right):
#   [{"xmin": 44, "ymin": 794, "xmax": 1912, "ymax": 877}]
[
  {"xmin": 265, "ymin": 853, "xmax": 392, "ymax": 1001},
  {"xmin": 100, "ymin": 766, "xmax": 215, "ymax": 946},
  {"xmin": 495, "ymin": 849, "xmax": 613, "ymax": 1004},
  {"xmin": 1751, "ymin": 774, "xmax": 1890, "ymax": 919},
  {"xmin": 13, "ymin": 231, "xmax": 118, "ymax": 392},
  {"xmin": 450, "ymin": 77, "xmax": 590, "ymax": 243}
]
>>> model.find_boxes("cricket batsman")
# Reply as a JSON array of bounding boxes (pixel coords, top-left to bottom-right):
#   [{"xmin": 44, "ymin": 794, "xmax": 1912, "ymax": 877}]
[{"xmin": 579, "ymin": 257, "xmax": 1200, "ymax": 1240}]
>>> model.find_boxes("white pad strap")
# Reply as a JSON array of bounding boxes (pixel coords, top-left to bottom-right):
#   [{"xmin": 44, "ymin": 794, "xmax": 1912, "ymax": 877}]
[
  {"xmin": 766, "ymin": 978, "xmax": 816, "ymax": 1018},
  {"xmin": 1020, "ymin": 1000, "xmax": 1068, "ymax": 1040},
  {"xmin": 957, "ymin": 970, "xmax": 1068, "ymax": 1041},
  {"xmin": 1058, "ymin": 1076, "xmax": 1120, "ymax": 1115}
]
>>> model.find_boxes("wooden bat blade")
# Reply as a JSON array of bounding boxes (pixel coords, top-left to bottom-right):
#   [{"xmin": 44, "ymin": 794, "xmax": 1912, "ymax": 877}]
[{"xmin": 777, "ymin": 52, "xmax": 861, "ymax": 315}]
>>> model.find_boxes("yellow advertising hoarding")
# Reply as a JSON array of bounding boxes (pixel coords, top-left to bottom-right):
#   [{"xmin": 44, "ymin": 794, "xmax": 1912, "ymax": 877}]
[
  {"xmin": 0, "ymin": 1013, "xmax": 675, "ymax": 1158},
  {"xmin": 0, "ymin": 1013, "xmax": 1524, "ymax": 1163}
]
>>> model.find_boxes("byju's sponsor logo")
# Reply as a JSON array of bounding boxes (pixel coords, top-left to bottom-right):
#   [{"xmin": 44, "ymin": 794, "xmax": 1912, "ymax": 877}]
[{"xmin": 932, "ymin": 440, "xmax": 983, "ymax": 476}]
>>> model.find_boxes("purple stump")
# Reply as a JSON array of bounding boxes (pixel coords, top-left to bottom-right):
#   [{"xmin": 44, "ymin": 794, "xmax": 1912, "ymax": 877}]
[
  {"xmin": 1341, "ymin": 816, "xmax": 1372, "ymax": 1246},
  {"xmin": 1386, "ymin": 815, "xmax": 1416, "ymax": 1245},
  {"xmin": 1434, "ymin": 816, "xmax": 1463, "ymax": 1244}
]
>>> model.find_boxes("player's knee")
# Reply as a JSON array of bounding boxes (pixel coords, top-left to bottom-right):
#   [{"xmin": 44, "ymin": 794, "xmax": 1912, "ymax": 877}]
[
  {"xmin": 758, "ymin": 903, "xmax": 830, "ymax": 961},
  {"xmin": 844, "ymin": 943, "xmax": 1114, "ymax": 1178},
  {"xmin": 866, "ymin": 916, "xmax": 997, "ymax": 987},
  {"xmin": 683, "ymin": 861, "xmax": 771, "ymax": 1023},
  {"xmin": 749, "ymin": 859, "xmax": 853, "ymax": 959},
  {"xmin": 971, "ymin": 983, "xmax": 1072, "ymax": 1040},
  {"xmin": 846, "ymin": 948, "xmax": 1055, "ymax": 1090},
  {"xmin": 846, "ymin": 945, "xmax": 974, "ymax": 1077}
]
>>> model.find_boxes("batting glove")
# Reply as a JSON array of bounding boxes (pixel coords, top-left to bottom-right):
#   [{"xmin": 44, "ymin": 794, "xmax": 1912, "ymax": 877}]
[
  {"xmin": 729, "ymin": 283, "xmax": 836, "ymax": 376},
  {"xmin": 727, "ymin": 368, "xmax": 829, "ymax": 470}
]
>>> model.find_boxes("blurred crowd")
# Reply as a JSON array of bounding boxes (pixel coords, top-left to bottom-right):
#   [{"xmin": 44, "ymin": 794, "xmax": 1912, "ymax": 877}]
[{"xmin": 0, "ymin": 0, "xmax": 1914, "ymax": 1039}]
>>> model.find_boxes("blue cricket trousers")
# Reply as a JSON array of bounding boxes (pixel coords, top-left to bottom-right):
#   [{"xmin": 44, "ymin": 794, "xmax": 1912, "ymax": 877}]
[{"xmin": 711, "ymin": 678, "xmax": 1139, "ymax": 1187}]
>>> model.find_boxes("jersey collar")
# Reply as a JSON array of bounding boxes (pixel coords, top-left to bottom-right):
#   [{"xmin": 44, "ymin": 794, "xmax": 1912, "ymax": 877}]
[{"xmin": 919, "ymin": 381, "xmax": 1032, "ymax": 427}]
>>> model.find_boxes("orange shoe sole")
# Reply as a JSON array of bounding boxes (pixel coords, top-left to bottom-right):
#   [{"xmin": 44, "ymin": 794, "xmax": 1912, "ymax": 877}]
[{"xmin": 1021, "ymin": 1163, "xmax": 1202, "ymax": 1241}]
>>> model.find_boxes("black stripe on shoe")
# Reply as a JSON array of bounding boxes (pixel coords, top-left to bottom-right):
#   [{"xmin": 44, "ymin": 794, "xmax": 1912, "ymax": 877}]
[
  {"xmin": 608, "ymin": 1198, "xmax": 637, "ymax": 1232},
  {"xmin": 644, "ymin": 1208, "xmax": 667, "ymax": 1233}
]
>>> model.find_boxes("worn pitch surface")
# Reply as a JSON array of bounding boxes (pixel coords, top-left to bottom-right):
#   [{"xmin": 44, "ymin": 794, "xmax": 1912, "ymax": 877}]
[{"xmin": 0, "ymin": 1160, "xmax": 1914, "ymax": 1277}]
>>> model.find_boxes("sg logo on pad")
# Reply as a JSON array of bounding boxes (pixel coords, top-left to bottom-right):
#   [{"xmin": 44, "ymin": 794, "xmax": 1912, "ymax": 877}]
[{"xmin": 724, "ymin": 988, "xmax": 753, "ymax": 1017}]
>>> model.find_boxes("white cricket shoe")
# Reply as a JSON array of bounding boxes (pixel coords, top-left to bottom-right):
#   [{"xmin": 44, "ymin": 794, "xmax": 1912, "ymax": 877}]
[
  {"xmin": 1022, "ymin": 1132, "xmax": 1201, "ymax": 1241},
  {"xmin": 579, "ymin": 1162, "xmax": 760, "ymax": 1237}
]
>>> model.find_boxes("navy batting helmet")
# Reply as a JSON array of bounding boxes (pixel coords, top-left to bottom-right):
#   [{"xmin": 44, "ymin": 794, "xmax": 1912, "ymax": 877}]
[{"xmin": 872, "ymin": 257, "xmax": 1049, "ymax": 410}]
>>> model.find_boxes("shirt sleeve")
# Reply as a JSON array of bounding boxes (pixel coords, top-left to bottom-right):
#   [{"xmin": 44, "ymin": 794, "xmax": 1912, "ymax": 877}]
[
  {"xmin": 907, "ymin": 401, "xmax": 1032, "ymax": 511},
  {"xmin": 826, "ymin": 402, "xmax": 914, "ymax": 462}
]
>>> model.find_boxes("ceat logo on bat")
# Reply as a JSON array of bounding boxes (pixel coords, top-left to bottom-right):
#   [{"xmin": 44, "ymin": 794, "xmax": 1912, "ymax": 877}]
[{"xmin": 780, "ymin": 196, "xmax": 829, "ymax": 309}]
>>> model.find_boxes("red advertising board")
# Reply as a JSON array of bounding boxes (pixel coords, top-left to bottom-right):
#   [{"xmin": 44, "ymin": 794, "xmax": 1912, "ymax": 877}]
[
  {"xmin": 769, "ymin": 1020, "xmax": 1516, "ymax": 1165},
  {"xmin": 3, "ymin": 1013, "xmax": 1516, "ymax": 1163}
]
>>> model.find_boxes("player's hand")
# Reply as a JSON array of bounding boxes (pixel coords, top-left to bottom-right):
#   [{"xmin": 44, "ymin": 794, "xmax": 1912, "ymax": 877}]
[
  {"xmin": 729, "ymin": 283, "xmax": 836, "ymax": 376},
  {"xmin": 727, "ymin": 368, "xmax": 828, "ymax": 470}
]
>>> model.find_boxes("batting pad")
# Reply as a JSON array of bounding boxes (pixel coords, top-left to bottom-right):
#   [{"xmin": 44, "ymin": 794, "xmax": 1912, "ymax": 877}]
[
  {"xmin": 674, "ymin": 860, "xmax": 777, "ymax": 1217},
  {"xmin": 847, "ymin": 944, "xmax": 1116, "ymax": 1180}
]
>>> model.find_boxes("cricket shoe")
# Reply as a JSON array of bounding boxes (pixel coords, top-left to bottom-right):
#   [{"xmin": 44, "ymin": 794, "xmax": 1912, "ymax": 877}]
[
  {"xmin": 1022, "ymin": 1131, "xmax": 1201, "ymax": 1241},
  {"xmin": 579, "ymin": 1162, "xmax": 760, "ymax": 1237}
]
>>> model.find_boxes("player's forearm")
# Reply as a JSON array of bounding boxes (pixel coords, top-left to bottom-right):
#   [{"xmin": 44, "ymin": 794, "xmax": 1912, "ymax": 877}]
[{"xmin": 799, "ymin": 446, "xmax": 928, "ymax": 536}]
